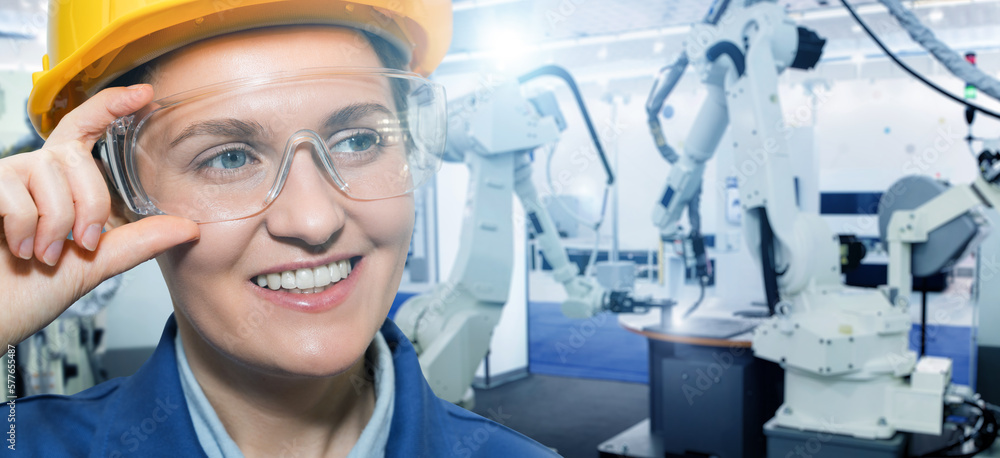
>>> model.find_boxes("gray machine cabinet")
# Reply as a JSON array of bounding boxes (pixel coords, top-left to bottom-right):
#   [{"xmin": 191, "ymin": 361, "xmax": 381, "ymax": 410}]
[{"xmin": 649, "ymin": 339, "xmax": 784, "ymax": 458}]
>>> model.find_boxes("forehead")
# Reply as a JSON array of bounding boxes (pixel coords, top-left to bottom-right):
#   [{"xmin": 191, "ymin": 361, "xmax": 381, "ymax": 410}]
[{"xmin": 149, "ymin": 26, "xmax": 385, "ymax": 98}]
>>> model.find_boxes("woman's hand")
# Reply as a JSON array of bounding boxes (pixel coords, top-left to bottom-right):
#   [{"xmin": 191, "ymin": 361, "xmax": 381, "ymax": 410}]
[{"xmin": 0, "ymin": 85, "xmax": 200, "ymax": 347}]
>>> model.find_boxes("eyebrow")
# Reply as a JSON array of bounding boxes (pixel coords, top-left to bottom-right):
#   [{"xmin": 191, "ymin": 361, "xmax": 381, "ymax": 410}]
[
  {"xmin": 169, "ymin": 102, "xmax": 397, "ymax": 148},
  {"xmin": 170, "ymin": 118, "xmax": 268, "ymax": 148},
  {"xmin": 324, "ymin": 102, "xmax": 396, "ymax": 131}
]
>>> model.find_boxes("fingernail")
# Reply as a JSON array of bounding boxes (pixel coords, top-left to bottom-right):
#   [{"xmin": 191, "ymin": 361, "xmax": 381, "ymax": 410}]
[
  {"xmin": 126, "ymin": 84, "xmax": 148, "ymax": 100},
  {"xmin": 82, "ymin": 224, "xmax": 102, "ymax": 251},
  {"xmin": 18, "ymin": 237, "xmax": 33, "ymax": 260},
  {"xmin": 42, "ymin": 240, "xmax": 64, "ymax": 266}
]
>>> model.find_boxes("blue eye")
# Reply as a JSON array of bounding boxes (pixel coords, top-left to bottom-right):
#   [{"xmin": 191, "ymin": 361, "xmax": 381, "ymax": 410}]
[
  {"xmin": 330, "ymin": 130, "xmax": 380, "ymax": 153},
  {"xmin": 206, "ymin": 149, "xmax": 248, "ymax": 169}
]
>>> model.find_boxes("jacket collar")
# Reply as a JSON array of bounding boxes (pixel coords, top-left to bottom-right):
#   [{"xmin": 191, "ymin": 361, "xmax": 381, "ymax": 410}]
[
  {"xmin": 92, "ymin": 314, "xmax": 444, "ymax": 457},
  {"xmin": 93, "ymin": 314, "xmax": 207, "ymax": 458},
  {"xmin": 380, "ymin": 318, "xmax": 450, "ymax": 456}
]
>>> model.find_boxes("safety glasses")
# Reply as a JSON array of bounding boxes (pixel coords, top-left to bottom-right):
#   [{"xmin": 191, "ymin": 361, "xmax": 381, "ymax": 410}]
[{"xmin": 97, "ymin": 67, "xmax": 446, "ymax": 223}]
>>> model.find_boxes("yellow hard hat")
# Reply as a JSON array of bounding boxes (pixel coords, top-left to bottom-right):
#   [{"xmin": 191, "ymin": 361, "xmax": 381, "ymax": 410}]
[{"xmin": 29, "ymin": 0, "xmax": 452, "ymax": 137}]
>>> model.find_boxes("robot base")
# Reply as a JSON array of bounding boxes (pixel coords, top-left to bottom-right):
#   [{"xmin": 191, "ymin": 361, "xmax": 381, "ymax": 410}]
[{"xmin": 764, "ymin": 419, "xmax": 906, "ymax": 458}]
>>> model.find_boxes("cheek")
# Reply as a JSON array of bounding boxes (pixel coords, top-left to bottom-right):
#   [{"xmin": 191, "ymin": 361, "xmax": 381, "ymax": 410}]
[
  {"xmin": 156, "ymin": 221, "xmax": 257, "ymax": 308},
  {"xmin": 349, "ymin": 196, "xmax": 414, "ymax": 253},
  {"xmin": 346, "ymin": 196, "xmax": 414, "ymax": 318}
]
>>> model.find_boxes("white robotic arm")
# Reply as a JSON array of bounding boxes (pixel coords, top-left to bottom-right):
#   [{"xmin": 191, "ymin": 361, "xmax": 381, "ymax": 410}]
[
  {"xmin": 396, "ymin": 67, "xmax": 662, "ymax": 406},
  {"xmin": 393, "ymin": 79, "xmax": 560, "ymax": 406},
  {"xmin": 883, "ymin": 175, "xmax": 999, "ymax": 304},
  {"xmin": 513, "ymin": 153, "xmax": 606, "ymax": 318},
  {"xmin": 650, "ymin": 0, "xmax": 1000, "ymax": 443},
  {"xmin": 650, "ymin": 84, "xmax": 728, "ymax": 241},
  {"xmin": 645, "ymin": 0, "xmax": 961, "ymax": 440},
  {"xmin": 648, "ymin": 0, "xmax": 830, "ymax": 308}
]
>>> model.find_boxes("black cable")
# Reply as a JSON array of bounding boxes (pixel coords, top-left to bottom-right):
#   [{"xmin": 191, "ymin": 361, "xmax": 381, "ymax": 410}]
[
  {"xmin": 683, "ymin": 274, "xmax": 707, "ymax": 318},
  {"xmin": 688, "ymin": 185, "xmax": 703, "ymax": 235},
  {"xmin": 839, "ymin": 0, "xmax": 1000, "ymax": 120},
  {"xmin": 920, "ymin": 278, "xmax": 927, "ymax": 357},
  {"xmin": 967, "ymin": 124, "xmax": 978, "ymax": 158},
  {"xmin": 517, "ymin": 65, "xmax": 615, "ymax": 185},
  {"xmin": 759, "ymin": 209, "xmax": 781, "ymax": 315},
  {"xmin": 969, "ymin": 400, "xmax": 999, "ymax": 456},
  {"xmin": 919, "ymin": 400, "xmax": 999, "ymax": 457},
  {"xmin": 920, "ymin": 415, "xmax": 975, "ymax": 456}
]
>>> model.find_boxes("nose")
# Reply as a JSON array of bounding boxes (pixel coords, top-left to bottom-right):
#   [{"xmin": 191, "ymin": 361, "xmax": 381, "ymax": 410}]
[{"xmin": 264, "ymin": 144, "xmax": 346, "ymax": 246}]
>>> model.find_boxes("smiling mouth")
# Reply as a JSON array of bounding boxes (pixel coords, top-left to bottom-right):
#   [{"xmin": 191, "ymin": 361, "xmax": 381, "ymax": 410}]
[{"xmin": 253, "ymin": 256, "xmax": 361, "ymax": 294}]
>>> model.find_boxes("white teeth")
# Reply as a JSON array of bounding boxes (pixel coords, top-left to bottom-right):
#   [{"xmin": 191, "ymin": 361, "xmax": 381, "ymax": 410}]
[
  {"xmin": 314, "ymin": 266, "xmax": 331, "ymax": 288},
  {"xmin": 281, "ymin": 271, "xmax": 296, "ymax": 290},
  {"xmin": 256, "ymin": 259, "xmax": 354, "ymax": 293},
  {"xmin": 329, "ymin": 262, "xmax": 342, "ymax": 282},
  {"xmin": 266, "ymin": 273, "xmax": 281, "ymax": 290},
  {"xmin": 296, "ymin": 268, "xmax": 315, "ymax": 289}
]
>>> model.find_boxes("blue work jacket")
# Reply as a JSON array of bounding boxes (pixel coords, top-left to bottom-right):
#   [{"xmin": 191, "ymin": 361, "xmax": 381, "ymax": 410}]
[{"xmin": 4, "ymin": 315, "xmax": 559, "ymax": 457}]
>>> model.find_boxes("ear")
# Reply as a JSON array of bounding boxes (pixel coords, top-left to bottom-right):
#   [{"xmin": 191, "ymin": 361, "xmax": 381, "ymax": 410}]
[
  {"xmin": 93, "ymin": 156, "xmax": 138, "ymax": 229},
  {"xmin": 106, "ymin": 196, "xmax": 134, "ymax": 229}
]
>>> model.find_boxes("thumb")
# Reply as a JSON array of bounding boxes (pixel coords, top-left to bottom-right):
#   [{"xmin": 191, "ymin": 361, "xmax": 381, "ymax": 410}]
[{"xmin": 73, "ymin": 216, "xmax": 199, "ymax": 287}]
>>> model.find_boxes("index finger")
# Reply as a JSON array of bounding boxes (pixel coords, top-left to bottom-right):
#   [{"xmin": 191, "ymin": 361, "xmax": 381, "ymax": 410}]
[
  {"xmin": 43, "ymin": 85, "xmax": 155, "ymax": 250},
  {"xmin": 44, "ymin": 84, "xmax": 154, "ymax": 146}
]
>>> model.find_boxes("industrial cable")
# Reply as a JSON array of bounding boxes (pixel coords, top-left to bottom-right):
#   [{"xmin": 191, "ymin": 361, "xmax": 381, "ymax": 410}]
[
  {"xmin": 517, "ymin": 65, "xmax": 615, "ymax": 185},
  {"xmin": 682, "ymin": 275, "xmax": 707, "ymax": 318},
  {"xmin": 759, "ymin": 208, "xmax": 782, "ymax": 315},
  {"xmin": 918, "ymin": 400, "xmax": 1000, "ymax": 457},
  {"xmin": 876, "ymin": 0, "xmax": 1000, "ymax": 102},
  {"xmin": 687, "ymin": 185, "xmax": 703, "ymax": 236},
  {"xmin": 678, "ymin": 185, "xmax": 711, "ymax": 318},
  {"xmin": 541, "ymin": 144, "xmax": 611, "ymax": 278},
  {"xmin": 920, "ymin": 277, "xmax": 928, "ymax": 357},
  {"xmin": 967, "ymin": 124, "xmax": 978, "ymax": 158},
  {"xmin": 646, "ymin": 54, "xmax": 688, "ymax": 164},
  {"xmin": 920, "ymin": 406, "xmax": 978, "ymax": 457},
  {"xmin": 584, "ymin": 188, "xmax": 611, "ymax": 277},
  {"xmin": 520, "ymin": 65, "xmax": 617, "ymax": 277},
  {"xmin": 839, "ymin": 0, "xmax": 1000, "ymax": 121},
  {"xmin": 644, "ymin": 0, "xmax": 734, "ymax": 164}
]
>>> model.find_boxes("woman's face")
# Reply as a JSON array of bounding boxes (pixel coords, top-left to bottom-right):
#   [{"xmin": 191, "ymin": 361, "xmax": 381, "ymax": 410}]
[{"xmin": 151, "ymin": 27, "xmax": 414, "ymax": 378}]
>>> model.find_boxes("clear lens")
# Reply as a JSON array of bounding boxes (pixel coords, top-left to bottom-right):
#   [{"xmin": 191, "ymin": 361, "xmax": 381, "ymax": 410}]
[{"xmin": 117, "ymin": 69, "xmax": 445, "ymax": 223}]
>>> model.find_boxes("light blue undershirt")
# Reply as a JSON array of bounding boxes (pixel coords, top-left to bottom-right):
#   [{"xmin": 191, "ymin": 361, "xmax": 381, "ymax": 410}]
[{"xmin": 174, "ymin": 330, "xmax": 395, "ymax": 458}]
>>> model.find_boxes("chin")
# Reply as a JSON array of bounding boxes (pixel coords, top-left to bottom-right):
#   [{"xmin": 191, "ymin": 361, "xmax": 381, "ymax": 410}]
[{"xmin": 240, "ymin": 321, "xmax": 375, "ymax": 379}]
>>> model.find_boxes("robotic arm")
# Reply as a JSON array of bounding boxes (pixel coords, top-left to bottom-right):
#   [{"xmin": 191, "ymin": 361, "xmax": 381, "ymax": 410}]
[
  {"xmin": 649, "ymin": 0, "xmax": 1000, "ymax": 443},
  {"xmin": 648, "ymin": 0, "xmax": 826, "ymax": 314},
  {"xmin": 396, "ymin": 67, "xmax": 663, "ymax": 406},
  {"xmin": 881, "ymin": 174, "xmax": 999, "ymax": 305}
]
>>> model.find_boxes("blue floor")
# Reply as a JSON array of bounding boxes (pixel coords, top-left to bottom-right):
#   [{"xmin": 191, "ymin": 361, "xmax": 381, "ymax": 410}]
[
  {"xmin": 526, "ymin": 298, "xmax": 975, "ymax": 387},
  {"xmin": 393, "ymin": 291, "xmax": 976, "ymax": 387},
  {"xmin": 528, "ymin": 301, "xmax": 649, "ymax": 383}
]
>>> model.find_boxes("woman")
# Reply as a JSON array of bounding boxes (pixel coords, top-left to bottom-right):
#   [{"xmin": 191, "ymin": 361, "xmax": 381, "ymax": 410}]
[{"xmin": 0, "ymin": 1, "xmax": 558, "ymax": 456}]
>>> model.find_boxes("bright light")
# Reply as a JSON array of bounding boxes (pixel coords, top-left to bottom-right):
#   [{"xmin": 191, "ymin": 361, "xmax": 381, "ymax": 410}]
[
  {"xmin": 928, "ymin": 9, "xmax": 944, "ymax": 23},
  {"xmin": 851, "ymin": 53, "xmax": 865, "ymax": 65},
  {"xmin": 653, "ymin": 41, "xmax": 665, "ymax": 54},
  {"xmin": 484, "ymin": 26, "xmax": 528, "ymax": 68}
]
